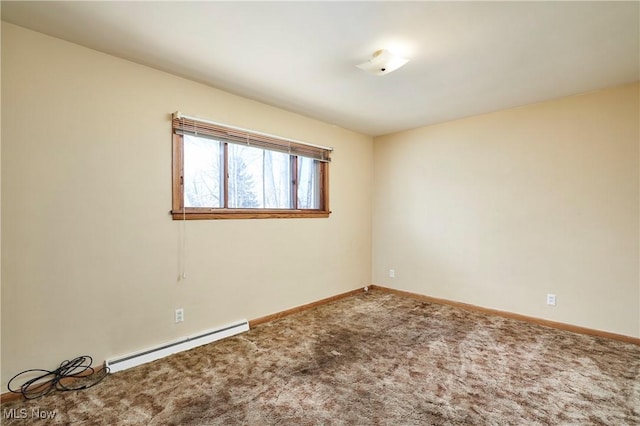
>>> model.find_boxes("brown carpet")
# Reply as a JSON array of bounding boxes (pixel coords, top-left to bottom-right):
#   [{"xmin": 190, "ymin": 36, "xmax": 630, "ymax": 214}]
[{"xmin": 2, "ymin": 290, "xmax": 639, "ymax": 425}]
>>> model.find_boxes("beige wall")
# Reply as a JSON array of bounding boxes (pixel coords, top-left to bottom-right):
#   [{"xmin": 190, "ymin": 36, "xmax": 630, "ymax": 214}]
[
  {"xmin": 0, "ymin": 23, "xmax": 373, "ymax": 388},
  {"xmin": 374, "ymin": 82, "xmax": 639, "ymax": 337},
  {"xmin": 0, "ymin": 14, "xmax": 3, "ymax": 384}
]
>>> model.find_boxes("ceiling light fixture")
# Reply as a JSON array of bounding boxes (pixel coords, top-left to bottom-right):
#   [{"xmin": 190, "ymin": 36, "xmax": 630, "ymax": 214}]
[{"xmin": 356, "ymin": 49, "xmax": 409, "ymax": 76}]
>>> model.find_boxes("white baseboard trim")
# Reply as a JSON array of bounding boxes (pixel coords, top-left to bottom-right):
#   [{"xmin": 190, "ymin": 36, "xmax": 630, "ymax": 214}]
[{"xmin": 106, "ymin": 319, "xmax": 249, "ymax": 373}]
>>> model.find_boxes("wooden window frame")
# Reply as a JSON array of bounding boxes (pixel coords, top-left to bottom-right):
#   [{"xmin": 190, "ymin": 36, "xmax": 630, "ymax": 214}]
[{"xmin": 171, "ymin": 114, "xmax": 331, "ymax": 220}]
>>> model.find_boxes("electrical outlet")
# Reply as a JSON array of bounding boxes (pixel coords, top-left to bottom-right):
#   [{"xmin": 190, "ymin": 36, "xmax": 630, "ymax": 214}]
[
  {"xmin": 175, "ymin": 308, "xmax": 184, "ymax": 323},
  {"xmin": 389, "ymin": 269, "xmax": 395, "ymax": 278},
  {"xmin": 546, "ymin": 294, "xmax": 557, "ymax": 307}
]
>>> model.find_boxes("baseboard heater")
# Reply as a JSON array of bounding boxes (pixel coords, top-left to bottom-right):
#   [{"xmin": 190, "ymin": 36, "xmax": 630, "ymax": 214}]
[{"xmin": 106, "ymin": 319, "xmax": 249, "ymax": 373}]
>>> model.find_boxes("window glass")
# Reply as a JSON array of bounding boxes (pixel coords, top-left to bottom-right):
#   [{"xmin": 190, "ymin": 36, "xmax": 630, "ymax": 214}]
[
  {"xmin": 298, "ymin": 156, "xmax": 320, "ymax": 209},
  {"xmin": 183, "ymin": 135, "xmax": 222, "ymax": 208},
  {"xmin": 228, "ymin": 144, "xmax": 292, "ymax": 209}
]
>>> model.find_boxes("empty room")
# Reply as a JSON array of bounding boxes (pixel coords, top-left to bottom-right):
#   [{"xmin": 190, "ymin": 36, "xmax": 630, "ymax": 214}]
[{"xmin": 1, "ymin": 1, "xmax": 638, "ymax": 424}]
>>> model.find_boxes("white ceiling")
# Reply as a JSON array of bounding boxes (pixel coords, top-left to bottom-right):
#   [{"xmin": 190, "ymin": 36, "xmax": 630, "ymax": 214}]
[{"xmin": 2, "ymin": 1, "xmax": 639, "ymax": 136}]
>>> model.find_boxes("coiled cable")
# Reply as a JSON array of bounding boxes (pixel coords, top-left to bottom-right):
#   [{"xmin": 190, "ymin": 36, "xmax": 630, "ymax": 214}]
[{"xmin": 7, "ymin": 356, "xmax": 109, "ymax": 399}]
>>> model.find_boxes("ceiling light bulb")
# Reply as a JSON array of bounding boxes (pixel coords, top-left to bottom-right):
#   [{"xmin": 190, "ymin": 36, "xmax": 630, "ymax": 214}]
[{"xmin": 356, "ymin": 49, "xmax": 409, "ymax": 76}]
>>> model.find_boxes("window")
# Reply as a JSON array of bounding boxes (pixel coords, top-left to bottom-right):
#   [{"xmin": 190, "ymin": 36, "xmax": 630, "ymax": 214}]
[{"xmin": 172, "ymin": 113, "xmax": 331, "ymax": 219}]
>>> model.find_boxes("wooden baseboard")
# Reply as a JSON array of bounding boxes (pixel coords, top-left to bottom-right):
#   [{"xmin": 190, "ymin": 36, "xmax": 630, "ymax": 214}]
[
  {"xmin": 1, "ymin": 390, "xmax": 23, "ymax": 404},
  {"xmin": 370, "ymin": 285, "xmax": 640, "ymax": 346},
  {"xmin": 249, "ymin": 287, "xmax": 366, "ymax": 328},
  {"xmin": 6, "ymin": 284, "xmax": 632, "ymax": 404}
]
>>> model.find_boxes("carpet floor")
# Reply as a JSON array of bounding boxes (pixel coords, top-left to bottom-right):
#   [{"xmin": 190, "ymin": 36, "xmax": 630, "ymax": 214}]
[{"xmin": 2, "ymin": 290, "xmax": 639, "ymax": 425}]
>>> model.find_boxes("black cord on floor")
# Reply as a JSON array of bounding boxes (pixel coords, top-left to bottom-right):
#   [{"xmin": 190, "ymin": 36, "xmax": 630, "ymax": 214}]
[{"xmin": 7, "ymin": 356, "xmax": 110, "ymax": 400}]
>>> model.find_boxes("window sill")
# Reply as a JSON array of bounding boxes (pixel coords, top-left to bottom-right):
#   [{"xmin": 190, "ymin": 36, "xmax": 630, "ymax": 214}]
[{"xmin": 170, "ymin": 209, "xmax": 331, "ymax": 220}]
